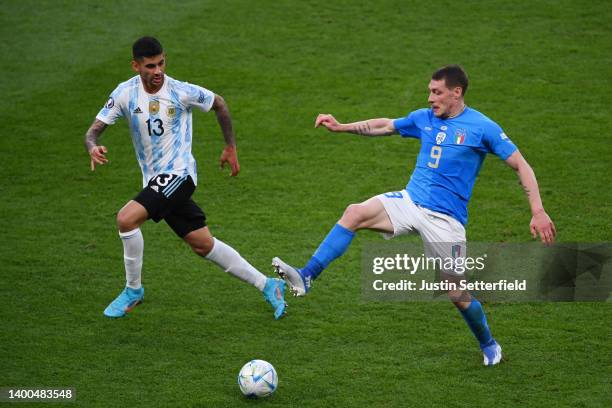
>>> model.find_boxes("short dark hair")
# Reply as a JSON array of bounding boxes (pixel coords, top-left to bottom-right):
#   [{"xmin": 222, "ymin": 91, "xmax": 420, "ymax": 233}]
[
  {"xmin": 132, "ymin": 36, "xmax": 163, "ymax": 60},
  {"xmin": 432, "ymin": 65, "xmax": 468, "ymax": 96}
]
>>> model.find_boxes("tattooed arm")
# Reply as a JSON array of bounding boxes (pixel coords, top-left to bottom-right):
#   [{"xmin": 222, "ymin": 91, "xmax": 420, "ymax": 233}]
[
  {"xmin": 211, "ymin": 94, "xmax": 240, "ymax": 177},
  {"xmin": 505, "ymin": 150, "xmax": 556, "ymax": 244},
  {"xmin": 314, "ymin": 114, "xmax": 396, "ymax": 136},
  {"xmin": 84, "ymin": 119, "xmax": 109, "ymax": 171},
  {"xmin": 212, "ymin": 94, "xmax": 236, "ymax": 147}
]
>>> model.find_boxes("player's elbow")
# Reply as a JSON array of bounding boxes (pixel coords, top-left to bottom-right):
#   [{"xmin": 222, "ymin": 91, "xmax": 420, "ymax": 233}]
[
  {"xmin": 516, "ymin": 156, "xmax": 533, "ymax": 176},
  {"xmin": 375, "ymin": 118, "xmax": 395, "ymax": 136},
  {"xmin": 212, "ymin": 94, "xmax": 226, "ymax": 111}
]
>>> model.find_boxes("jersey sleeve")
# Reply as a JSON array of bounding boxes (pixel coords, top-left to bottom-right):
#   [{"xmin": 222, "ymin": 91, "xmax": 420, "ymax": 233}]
[
  {"xmin": 96, "ymin": 86, "xmax": 125, "ymax": 125},
  {"xmin": 481, "ymin": 120, "xmax": 518, "ymax": 160},
  {"xmin": 179, "ymin": 82, "xmax": 215, "ymax": 112},
  {"xmin": 393, "ymin": 109, "xmax": 426, "ymax": 139}
]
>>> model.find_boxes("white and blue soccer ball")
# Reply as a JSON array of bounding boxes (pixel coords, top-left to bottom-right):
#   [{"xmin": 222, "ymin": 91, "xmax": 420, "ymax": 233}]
[{"xmin": 237, "ymin": 359, "xmax": 278, "ymax": 398}]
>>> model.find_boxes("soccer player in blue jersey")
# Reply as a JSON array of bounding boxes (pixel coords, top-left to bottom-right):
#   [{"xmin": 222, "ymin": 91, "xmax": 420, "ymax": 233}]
[
  {"xmin": 273, "ymin": 65, "xmax": 556, "ymax": 365},
  {"xmin": 84, "ymin": 37, "xmax": 286, "ymax": 319}
]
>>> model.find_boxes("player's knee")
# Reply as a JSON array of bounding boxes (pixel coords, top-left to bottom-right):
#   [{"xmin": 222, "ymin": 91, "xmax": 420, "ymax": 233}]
[
  {"xmin": 190, "ymin": 235, "xmax": 215, "ymax": 257},
  {"xmin": 448, "ymin": 290, "xmax": 461, "ymax": 303},
  {"xmin": 116, "ymin": 210, "xmax": 137, "ymax": 232},
  {"xmin": 340, "ymin": 204, "xmax": 367, "ymax": 229},
  {"xmin": 447, "ymin": 289, "xmax": 470, "ymax": 305}
]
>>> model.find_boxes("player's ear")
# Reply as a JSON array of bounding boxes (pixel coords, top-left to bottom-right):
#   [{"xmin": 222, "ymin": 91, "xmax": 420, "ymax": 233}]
[
  {"xmin": 453, "ymin": 86, "xmax": 462, "ymax": 98},
  {"xmin": 131, "ymin": 60, "xmax": 139, "ymax": 72}
]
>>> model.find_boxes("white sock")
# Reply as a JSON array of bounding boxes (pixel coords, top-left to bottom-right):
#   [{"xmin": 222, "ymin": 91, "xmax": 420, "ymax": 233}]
[
  {"xmin": 119, "ymin": 228, "xmax": 143, "ymax": 289},
  {"xmin": 205, "ymin": 238, "xmax": 267, "ymax": 291}
]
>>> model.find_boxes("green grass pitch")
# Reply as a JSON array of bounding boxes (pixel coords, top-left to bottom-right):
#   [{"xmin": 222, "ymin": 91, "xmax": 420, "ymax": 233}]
[{"xmin": 1, "ymin": 1, "xmax": 610, "ymax": 406}]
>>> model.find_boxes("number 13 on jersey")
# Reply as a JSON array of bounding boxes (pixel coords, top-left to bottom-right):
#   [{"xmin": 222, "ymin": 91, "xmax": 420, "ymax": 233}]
[
  {"xmin": 428, "ymin": 145, "xmax": 442, "ymax": 168},
  {"xmin": 146, "ymin": 118, "xmax": 164, "ymax": 137}
]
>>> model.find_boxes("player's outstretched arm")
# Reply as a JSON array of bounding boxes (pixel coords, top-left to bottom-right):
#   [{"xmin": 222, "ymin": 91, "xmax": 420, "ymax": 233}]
[
  {"xmin": 212, "ymin": 94, "xmax": 240, "ymax": 177},
  {"xmin": 84, "ymin": 119, "xmax": 108, "ymax": 171},
  {"xmin": 315, "ymin": 114, "xmax": 396, "ymax": 137},
  {"xmin": 505, "ymin": 151, "xmax": 556, "ymax": 245}
]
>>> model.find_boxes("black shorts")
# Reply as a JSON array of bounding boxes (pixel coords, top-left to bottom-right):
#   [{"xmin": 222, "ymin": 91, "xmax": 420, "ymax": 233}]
[{"xmin": 134, "ymin": 174, "xmax": 207, "ymax": 238}]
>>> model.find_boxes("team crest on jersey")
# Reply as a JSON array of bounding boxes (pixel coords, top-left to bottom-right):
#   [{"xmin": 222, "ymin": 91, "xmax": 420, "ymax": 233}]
[
  {"xmin": 455, "ymin": 128, "xmax": 467, "ymax": 144},
  {"xmin": 436, "ymin": 132, "xmax": 446, "ymax": 145},
  {"xmin": 167, "ymin": 105, "xmax": 176, "ymax": 118},
  {"xmin": 149, "ymin": 100, "xmax": 160, "ymax": 115}
]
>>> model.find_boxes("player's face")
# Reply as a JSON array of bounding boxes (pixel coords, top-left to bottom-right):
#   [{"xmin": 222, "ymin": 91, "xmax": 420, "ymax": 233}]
[
  {"xmin": 132, "ymin": 54, "xmax": 166, "ymax": 92},
  {"xmin": 428, "ymin": 79, "xmax": 462, "ymax": 119}
]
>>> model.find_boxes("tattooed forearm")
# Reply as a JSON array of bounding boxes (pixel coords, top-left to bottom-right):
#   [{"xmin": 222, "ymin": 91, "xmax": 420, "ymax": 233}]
[
  {"xmin": 215, "ymin": 107, "xmax": 236, "ymax": 146},
  {"xmin": 84, "ymin": 119, "xmax": 107, "ymax": 152},
  {"xmin": 519, "ymin": 180, "xmax": 532, "ymax": 199},
  {"xmin": 352, "ymin": 121, "xmax": 372, "ymax": 136},
  {"xmin": 212, "ymin": 95, "xmax": 236, "ymax": 146},
  {"xmin": 347, "ymin": 118, "xmax": 394, "ymax": 137}
]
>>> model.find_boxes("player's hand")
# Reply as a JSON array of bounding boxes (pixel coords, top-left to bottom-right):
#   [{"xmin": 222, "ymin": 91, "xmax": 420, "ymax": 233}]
[
  {"xmin": 89, "ymin": 145, "xmax": 108, "ymax": 171},
  {"xmin": 530, "ymin": 210, "xmax": 556, "ymax": 245},
  {"xmin": 219, "ymin": 145, "xmax": 240, "ymax": 177},
  {"xmin": 315, "ymin": 114, "xmax": 342, "ymax": 132}
]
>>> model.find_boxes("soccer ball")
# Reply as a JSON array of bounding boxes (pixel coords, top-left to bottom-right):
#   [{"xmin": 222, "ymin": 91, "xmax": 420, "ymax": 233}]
[{"xmin": 237, "ymin": 359, "xmax": 278, "ymax": 398}]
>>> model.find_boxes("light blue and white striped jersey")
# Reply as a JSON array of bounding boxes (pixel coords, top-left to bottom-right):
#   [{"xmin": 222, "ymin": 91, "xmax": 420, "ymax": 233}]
[{"xmin": 96, "ymin": 74, "xmax": 215, "ymax": 187}]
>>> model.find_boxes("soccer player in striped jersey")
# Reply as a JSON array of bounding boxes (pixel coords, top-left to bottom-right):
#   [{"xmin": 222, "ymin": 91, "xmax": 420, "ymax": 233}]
[
  {"xmin": 273, "ymin": 65, "xmax": 556, "ymax": 365},
  {"xmin": 84, "ymin": 37, "xmax": 286, "ymax": 320}
]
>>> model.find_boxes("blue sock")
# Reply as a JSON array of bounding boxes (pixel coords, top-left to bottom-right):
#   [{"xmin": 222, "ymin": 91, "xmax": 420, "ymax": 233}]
[
  {"xmin": 301, "ymin": 224, "xmax": 355, "ymax": 280},
  {"xmin": 458, "ymin": 298, "xmax": 494, "ymax": 348}
]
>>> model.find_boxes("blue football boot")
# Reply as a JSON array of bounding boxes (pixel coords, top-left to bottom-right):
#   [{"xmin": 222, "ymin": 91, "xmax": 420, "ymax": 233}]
[
  {"xmin": 103, "ymin": 286, "xmax": 144, "ymax": 318},
  {"xmin": 263, "ymin": 278, "xmax": 287, "ymax": 320}
]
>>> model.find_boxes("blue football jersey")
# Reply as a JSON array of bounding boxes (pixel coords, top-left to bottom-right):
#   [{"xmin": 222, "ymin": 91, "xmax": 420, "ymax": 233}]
[{"xmin": 393, "ymin": 107, "xmax": 517, "ymax": 225}]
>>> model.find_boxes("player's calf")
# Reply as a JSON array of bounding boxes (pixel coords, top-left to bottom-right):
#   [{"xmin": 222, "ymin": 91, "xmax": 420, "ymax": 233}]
[
  {"xmin": 188, "ymin": 237, "xmax": 215, "ymax": 257},
  {"xmin": 183, "ymin": 227, "xmax": 215, "ymax": 257}
]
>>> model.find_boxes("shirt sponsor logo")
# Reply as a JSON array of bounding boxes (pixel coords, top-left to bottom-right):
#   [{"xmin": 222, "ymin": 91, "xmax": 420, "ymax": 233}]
[
  {"xmin": 436, "ymin": 132, "xmax": 446, "ymax": 145},
  {"xmin": 105, "ymin": 97, "xmax": 114, "ymax": 109}
]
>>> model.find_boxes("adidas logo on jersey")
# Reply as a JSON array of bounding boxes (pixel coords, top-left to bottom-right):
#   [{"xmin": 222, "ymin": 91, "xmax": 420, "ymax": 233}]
[
  {"xmin": 133, "ymin": 107, "xmax": 143, "ymax": 114},
  {"xmin": 151, "ymin": 185, "xmax": 159, "ymax": 192}
]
